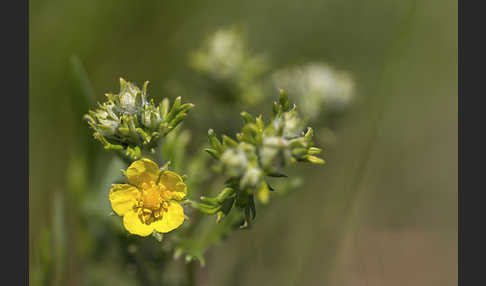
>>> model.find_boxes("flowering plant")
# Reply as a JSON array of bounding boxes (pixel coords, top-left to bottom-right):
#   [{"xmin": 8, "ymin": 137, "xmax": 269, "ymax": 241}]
[{"xmin": 76, "ymin": 27, "xmax": 353, "ymax": 285}]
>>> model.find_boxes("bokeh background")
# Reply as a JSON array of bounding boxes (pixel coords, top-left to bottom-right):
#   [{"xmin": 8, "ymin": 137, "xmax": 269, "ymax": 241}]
[{"xmin": 29, "ymin": 0, "xmax": 457, "ymax": 285}]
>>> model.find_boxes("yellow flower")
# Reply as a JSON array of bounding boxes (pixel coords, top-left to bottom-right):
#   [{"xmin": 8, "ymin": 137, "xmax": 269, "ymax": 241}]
[{"xmin": 109, "ymin": 158, "xmax": 187, "ymax": 236}]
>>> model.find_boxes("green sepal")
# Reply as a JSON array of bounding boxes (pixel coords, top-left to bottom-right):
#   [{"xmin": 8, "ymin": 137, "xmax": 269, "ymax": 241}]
[
  {"xmin": 308, "ymin": 147, "xmax": 322, "ymax": 155},
  {"xmin": 240, "ymin": 111, "xmax": 255, "ymax": 124},
  {"xmin": 204, "ymin": 148, "xmax": 220, "ymax": 160},
  {"xmin": 208, "ymin": 129, "xmax": 224, "ymax": 152},
  {"xmin": 222, "ymin": 135, "xmax": 238, "ymax": 148},
  {"xmin": 267, "ymin": 172, "xmax": 288, "ymax": 178},
  {"xmin": 278, "ymin": 89, "xmax": 291, "ymax": 112},
  {"xmin": 152, "ymin": 231, "xmax": 164, "ymax": 242}
]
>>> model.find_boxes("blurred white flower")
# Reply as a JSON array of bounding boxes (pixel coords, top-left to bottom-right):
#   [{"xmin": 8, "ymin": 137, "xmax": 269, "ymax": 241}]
[
  {"xmin": 272, "ymin": 63, "xmax": 355, "ymax": 118},
  {"xmin": 197, "ymin": 28, "xmax": 245, "ymax": 77},
  {"xmin": 190, "ymin": 26, "xmax": 268, "ymax": 105}
]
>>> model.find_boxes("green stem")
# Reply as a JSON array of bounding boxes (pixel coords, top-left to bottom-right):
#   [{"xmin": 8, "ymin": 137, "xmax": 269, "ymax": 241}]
[
  {"xmin": 133, "ymin": 251, "xmax": 155, "ymax": 286},
  {"xmin": 186, "ymin": 261, "xmax": 196, "ymax": 286}
]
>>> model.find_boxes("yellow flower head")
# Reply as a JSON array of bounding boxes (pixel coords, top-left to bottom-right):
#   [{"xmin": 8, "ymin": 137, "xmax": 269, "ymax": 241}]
[{"xmin": 109, "ymin": 158, "xmax": 187, "ymax": 237}]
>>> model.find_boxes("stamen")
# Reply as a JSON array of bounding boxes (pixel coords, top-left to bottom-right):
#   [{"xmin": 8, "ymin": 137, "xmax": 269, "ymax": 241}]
[
  {"xmin": 133, "ymin": 182, "xmax": 169, "ymax": 225},
  {"xmin": 162, "ymin": 201, "xmax": 169, "ymax": 211}
]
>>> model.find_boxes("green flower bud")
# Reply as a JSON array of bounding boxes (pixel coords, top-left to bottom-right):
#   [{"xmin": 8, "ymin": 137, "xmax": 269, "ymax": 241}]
[{"xmin": 307, "ymin": 155, "xmax": 325, "ymax": 164}]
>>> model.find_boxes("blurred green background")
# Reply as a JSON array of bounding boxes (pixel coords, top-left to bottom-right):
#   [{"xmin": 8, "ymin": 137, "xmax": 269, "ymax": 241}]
[{"xmin": 29, "ymin": 0, "xmax": 457, "ymax": 285}]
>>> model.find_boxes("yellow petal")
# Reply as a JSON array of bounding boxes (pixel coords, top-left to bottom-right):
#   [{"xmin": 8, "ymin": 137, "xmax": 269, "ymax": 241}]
[
  {"xmin": 123, "ymin": 210, "xmax": 154, "ymax": 237},
  {"xmin": 109, "ymin": 184, "xmax": 139, "ymax": 216},
  {"xmin": 153, "ymin": 202, "xmax": 185, "ymax": 233},
  {"xmin": 158, "ymin": 170, "xmax": 187, "ymax": 200},
  {"xmin": 126, "ymin": 158, "xmax": 160, "ymax": 187}
]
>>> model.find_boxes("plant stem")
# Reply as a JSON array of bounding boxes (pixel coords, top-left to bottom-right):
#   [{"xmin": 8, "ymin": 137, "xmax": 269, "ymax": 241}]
[
  {"xmin": 132, "ymin": 251, "xmax": 155, "ymax": 286},
  {"xmin": 186, "ymin": 261, "xmax": 196, "ymax": 286}
]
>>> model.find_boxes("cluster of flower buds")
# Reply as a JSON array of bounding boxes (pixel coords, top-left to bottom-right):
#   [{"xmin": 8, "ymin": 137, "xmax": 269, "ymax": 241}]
[
  {"xmin": 84, "ymin": 78, "xmax": 194, "ymax": 160},
  {"xmin": 192, "ymin": 90, "xmax": 324, "ymax": 228}
]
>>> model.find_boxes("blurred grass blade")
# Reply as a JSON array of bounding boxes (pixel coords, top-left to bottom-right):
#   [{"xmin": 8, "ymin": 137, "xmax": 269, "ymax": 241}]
[
  {"xmin": 53, "ymin": 190, "xmax": 66, "ymax": 286},
  {"xmin": 69, "ymin": 54, "xmax": 100, "ymax": 180},
  {"xmin": 69, "ymin": 54, "xmax": 96, "ymax": 115}
]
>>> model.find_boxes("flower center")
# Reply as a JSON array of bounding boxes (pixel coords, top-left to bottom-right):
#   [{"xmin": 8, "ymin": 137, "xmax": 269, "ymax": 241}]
[
  {"xmin": 135, "ymin": 181, "xmax": 169, "ymax": 225},
  {"xmin": 142, "ymin": 187, "xmax": 161, "ymax": 210}
]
